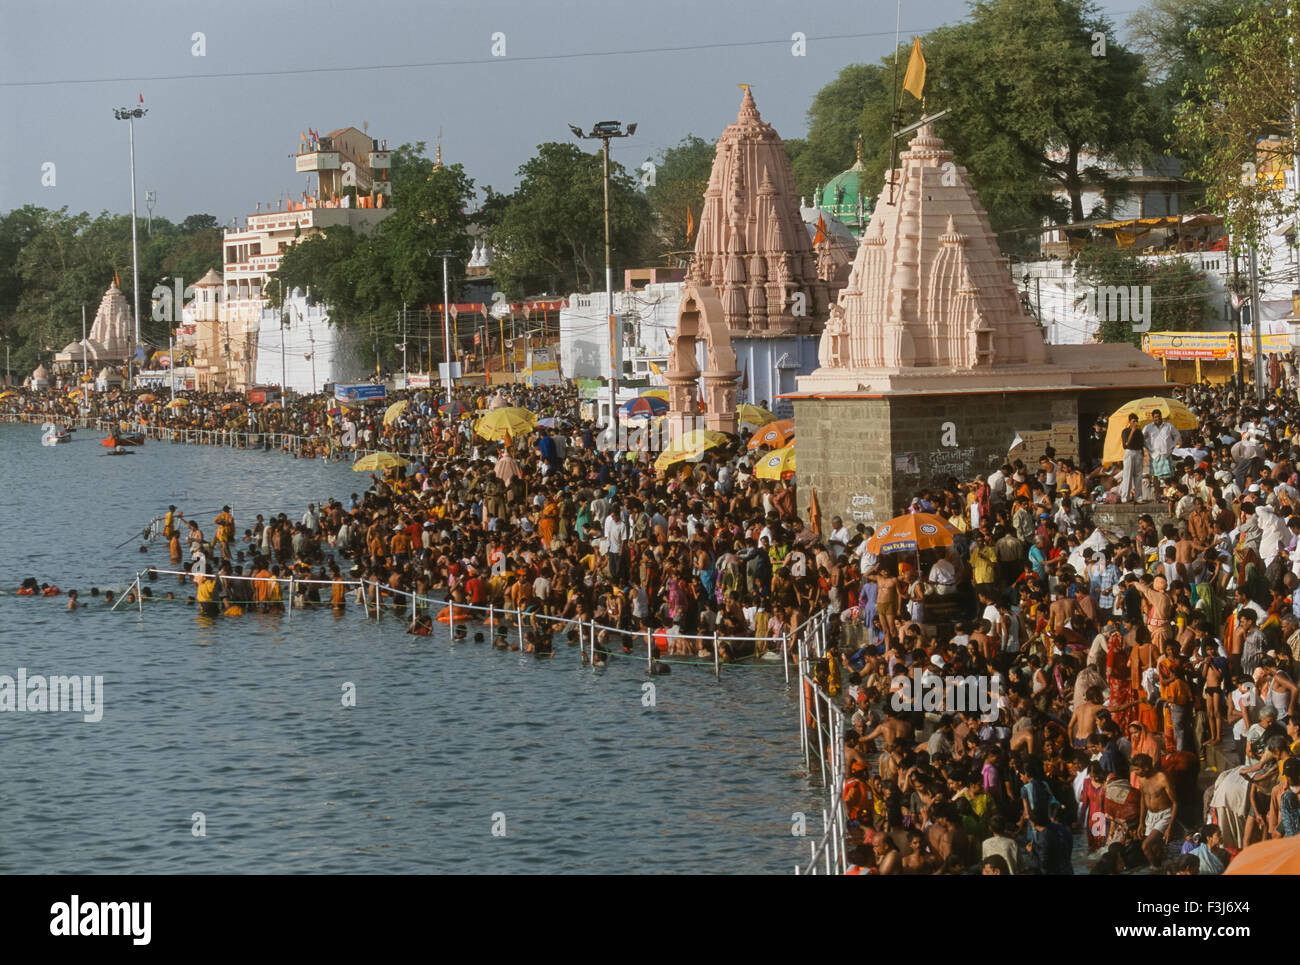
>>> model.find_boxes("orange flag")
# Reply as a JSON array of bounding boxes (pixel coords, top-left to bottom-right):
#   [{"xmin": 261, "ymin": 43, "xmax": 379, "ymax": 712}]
[
  {"xmin": 902, "ymin": 37, "xmax": 926, "ymax": 102},
  {"xmin": 686, "ymin": 206, "xmax": 694, "ymax": 241},
  {"xmin": 813, "ymin": 215, "xmax": 827, "ymax": 247}
]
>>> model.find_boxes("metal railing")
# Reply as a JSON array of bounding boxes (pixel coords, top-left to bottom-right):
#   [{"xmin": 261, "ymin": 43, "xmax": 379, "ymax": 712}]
[{"xmin": 794, "ymin": 609, "xmax": 849, "ymax": 875}]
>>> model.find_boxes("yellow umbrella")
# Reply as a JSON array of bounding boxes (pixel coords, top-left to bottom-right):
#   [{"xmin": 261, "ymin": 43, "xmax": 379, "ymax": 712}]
[
  {"xmin": 1102, "ymin": 396, "xmax": 1198, "ymax": 464},
  {"xmin": 738, "ymin": 403, "xmax": 776, "ymax": 427},
  {"xmin": 383, "ymin": 400, "xmax": 408, "ymax": 426},
  {"xmin": 164, "ymin": 398, "xmax": 189, "ymax": 409},
  {"xmin": 653, "ymin": 427, "xmax": 728, "ymax": 472},
  {"xmin": 353, "ymin": 452, "xmax": 410, "ymax": 472},
  {"xmin": 640, "ymin": 388, "xmax": 669, "ymax": 401},
  {"xmin": 0, "ymin": 391, "xmax": 16, "ymax": 399},
  {"xmin": 475, "ymin": 407, "xmax": 538, "ymax": 441},
  {"xmin": 138, "ymin": 394, "xmax": 157, "ymax": 404},
  {"xmin": 755, "ymin": 444, "xmax": 796, "ymax": 479}
]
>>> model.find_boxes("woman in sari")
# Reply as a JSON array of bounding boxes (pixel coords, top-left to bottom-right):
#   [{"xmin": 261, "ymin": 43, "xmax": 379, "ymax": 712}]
[
  {"xmin": 1106, "ymin": 625, "xmax": 1137, "ymax": 730},
  {"xmin": 537, "ymin": 494, "xmax": 559, "ymax": 549}
]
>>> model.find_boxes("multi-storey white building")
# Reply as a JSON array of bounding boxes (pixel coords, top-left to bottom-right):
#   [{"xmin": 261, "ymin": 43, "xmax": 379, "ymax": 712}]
[{"xmin": 180, "ymin": 127, "xmax": 394, "ymax": 391}]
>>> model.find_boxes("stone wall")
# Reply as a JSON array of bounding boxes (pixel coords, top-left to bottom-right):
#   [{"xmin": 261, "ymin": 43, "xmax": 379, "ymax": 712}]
[{"xmin": 794, "ymin": 389, "xmax": 1082, "ymax": 527}]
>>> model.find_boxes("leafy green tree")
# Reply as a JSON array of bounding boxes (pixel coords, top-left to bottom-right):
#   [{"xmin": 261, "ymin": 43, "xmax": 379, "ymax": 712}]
[
  {"xmin": 790, "ymin": 64, "xmax": 888, "ymax": 199},
  {"xmin": 794, "ymin": 0, "xmax": 1163, "ymax": 252},
  {"xmin": 645, "ymin": 135, "xmax": 715, "ymax": 261},
  {"xmin": 1127, "ymin": 0, "xmax": 1256, "ymax": 158},
  {"xmin": 1175, "ymin": 1, "xmax": 1297, "ymax": 256},
  {"xmin": 489, "ymin": 142, "xmax": 652, "ymax": 297},
  {"xmin": 1075, "ymin": 244, "xmax": 1213, "ymax": 343}
]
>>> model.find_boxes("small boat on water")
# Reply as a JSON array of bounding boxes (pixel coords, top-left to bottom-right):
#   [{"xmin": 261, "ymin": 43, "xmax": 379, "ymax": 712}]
[
  {"xmin": 41, "ymin": 423, "xmax": 72, "ymax": 446},
  {"xmin": 102, "ymin": 433, "xmax": 145, "ymax": 447}
]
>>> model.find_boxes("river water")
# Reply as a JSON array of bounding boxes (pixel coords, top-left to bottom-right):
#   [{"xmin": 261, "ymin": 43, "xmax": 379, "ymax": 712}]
[{"xmin": 0, "ymin": 423, "xmax": 820, "ymax": 874}]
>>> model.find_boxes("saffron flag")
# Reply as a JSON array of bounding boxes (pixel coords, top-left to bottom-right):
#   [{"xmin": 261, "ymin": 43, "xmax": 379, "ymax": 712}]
[
  {"xmin": 686, "ymin": 206, "xmax": 694, "ymax": 241},
  {"xmin": 138, "ymin": 93, "xmax": 144, "ymax": 104},
  {"xmin": 902, "ymin": 37, "xmax": 926, "ymax": 101},
  {"xmin": 813, "ymin": 215, "xmax": 827, "ymax": 247},
  {"xmin": 648, "ymin": 360, "xmax": 663, "ymax": 376}
]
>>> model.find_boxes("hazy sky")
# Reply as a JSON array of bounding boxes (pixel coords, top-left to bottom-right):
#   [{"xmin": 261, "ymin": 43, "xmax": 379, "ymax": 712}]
[{"xmin": 0, "ymin": 0, "xmax": 1145, "ymax": 225}]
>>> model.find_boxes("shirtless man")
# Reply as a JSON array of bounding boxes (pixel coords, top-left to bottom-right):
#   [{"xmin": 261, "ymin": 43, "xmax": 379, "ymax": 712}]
[
  {"xmin": 1136, "ymin": 574, "xmax": 1176, "ymax": 655},
  {"xmin": 901, "ymin": 829, "xmax": 940, "ymax": 875},
  {"xmin": 1068, "ymin": 686, "xmax": 1107, "ymax": 748},
  {"xmin": 863, "ymin": 707, "xmax": 914, "ymax": 753},
  {"xmin": 1134, "ymin": 753, "xmax": 1178, "ymax": 866},
  {"xmin": 874, "ymin": 566, "xmax": 901, "ymax": 646},
  {"xmin": 872, "ymin": 832, "xmax": 902, "ymax": 875}
]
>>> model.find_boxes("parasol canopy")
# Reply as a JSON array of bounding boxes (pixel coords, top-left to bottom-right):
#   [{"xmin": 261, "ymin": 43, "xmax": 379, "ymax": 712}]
[
  {"xmin": 475, "ymin": 407, "xmax": 538, "ymax": 441},
  {"xmin": 865, "ymin": 513, "xmax": 961, "ymax": 556},
  {"xmin": 138, "ymin": 394, "xmax": 157, "ymax": 404},
  {"xmin": 494, "ymin": 451, "xmax": 522, "ymax": 485},
  {"xmin": 738, "ymin": 403, "xmax": 776, "ymax": 427},
  {"xmin": 754, "ymin": 444, "xmax": 796, "ymax": 479},
  {"xmin": 747, "ymin": 419, "xmax": 795, "ymax": 451},
  {"xmin": 439, "ymin": 400, "xmax": 471, "ymax": 417},
  {"xmin": 353, "ymin": 452, "xmax": 410, "ymax": 472},
  {"xmin": 1102, "ymin": 396, "xmax": 1198, "ymax": 464},
  {"xmin": 164, "ymin": 398, "xmax": 189, "ymax": 409},
  {"xmin": 382, "ymin": 400, "xmax": 408, "ymax": 426},
  {"xmin": 1224, "ymin": 835, "xmax": 1300, "ymax": 874},
  {"xmin": 653, "ymin": 427, "xmax": 728, "ymax": 472},
  {"xmin": 640, "ymin": 388, "xmax": 669, "ymax": 401},
  {"xmin": 620, "ymin": 395, "xmax": 669, "ymax": 419}
]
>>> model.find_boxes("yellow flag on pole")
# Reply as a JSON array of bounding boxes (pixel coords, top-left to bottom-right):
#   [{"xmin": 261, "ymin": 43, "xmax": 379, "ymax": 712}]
[{"xmin": 902, "ymin": 37, "xmax": 926, "ymax": 101}]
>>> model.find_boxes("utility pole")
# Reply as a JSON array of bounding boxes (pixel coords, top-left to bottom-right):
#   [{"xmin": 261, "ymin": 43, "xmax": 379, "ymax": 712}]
[
  {"xmin": 114, "ymin": 101, "xmax": 147, "ymax": 389},
  {"xmin": 400, "ymin": 302, "xmax": 407, "ymax": 384},
  {"xmin": 571, "ymin": 120, "xmax": 635, "ymax": 434},
  {"xmin": 81, "ymin": 303, "xmax": 88, "ymax": 375}
]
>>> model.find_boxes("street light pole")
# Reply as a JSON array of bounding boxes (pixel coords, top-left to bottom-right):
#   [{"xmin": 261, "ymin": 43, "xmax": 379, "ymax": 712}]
[
  {"xmin": 280, "ymin": 300, "xmax": 288, "ymax": 410},
  {"xmin": 115, "ymin": 103, "xmax": 147, "ymax": 390},
  {"xmin": 440, "ymin": 251, "xmax": 453, "ymax": 397},
  {"xmin": 571, "ymin": 120, "xmax": 636, "ymax": 437}
]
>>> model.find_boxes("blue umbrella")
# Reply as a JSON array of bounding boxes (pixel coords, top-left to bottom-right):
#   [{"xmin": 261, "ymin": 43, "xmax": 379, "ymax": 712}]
[{"xmin": 620, "ymin": 396, "xmax": 668, "ymax": 418}]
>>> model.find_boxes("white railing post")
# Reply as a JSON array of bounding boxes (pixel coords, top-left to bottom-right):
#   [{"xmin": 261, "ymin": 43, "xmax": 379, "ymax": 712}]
[
  {"xmin": 286, "ymin": 574, "xmax": 294, "ymax": 619},
  {"xmin": 713, "ymin": 631, "xmax": 720, "ymax": 678},
  {"xmin": 646, "ymin": 629, "xmax": 653, "ymax": 673},
  {"xmin": 516, "ymin": 607, "xmax": 524, "ymax": 649}
]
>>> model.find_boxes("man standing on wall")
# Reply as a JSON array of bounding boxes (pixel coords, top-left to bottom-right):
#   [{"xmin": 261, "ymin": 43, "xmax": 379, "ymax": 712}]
[
  {"xmin": 1120, "ymin": 413, "xmax": 1144, "ymax": 503},
  {"xmin": 1143, "ymin": 409, "xmax": 1181, "ymax": 484}
]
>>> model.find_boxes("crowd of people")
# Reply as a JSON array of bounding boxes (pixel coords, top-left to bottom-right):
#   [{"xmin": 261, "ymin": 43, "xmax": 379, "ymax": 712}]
[
  {"xmin": 834, "ymin": 375, "xmax": 1300, "ymax": 875},
  {"xmin": 10, "ymin": 365, "xmax": 1300, "ymax": 875}
]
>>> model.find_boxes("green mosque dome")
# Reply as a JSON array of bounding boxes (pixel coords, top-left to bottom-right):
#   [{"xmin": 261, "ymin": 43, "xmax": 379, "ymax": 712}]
[{"xmin": 816, "ymin": 139, "xmax": 870, "ymax": 236}]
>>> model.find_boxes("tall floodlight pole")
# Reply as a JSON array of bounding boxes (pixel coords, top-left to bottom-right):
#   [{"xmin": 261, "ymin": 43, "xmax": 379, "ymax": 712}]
[
  {"xmin": 571, "ymin": 121, "xmax": 636, "ymax": 437},
  {"xmin": 81, "ymin": 303, "xmax": 88, "ymax": 375},
  {"xmin": 440, "ymin": 251, "xmax": 453, "ymax": 397},
  {"xmin": 280, "ymin": 299, "xmax": 288, "ymax": 410},
  {"xmin": 114, "ymin": 103, "xmax": 146, "ymax": 389}
]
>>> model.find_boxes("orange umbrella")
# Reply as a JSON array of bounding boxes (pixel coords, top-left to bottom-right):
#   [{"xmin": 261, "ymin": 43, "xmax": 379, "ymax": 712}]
[
  {"xmin": 746, "ymin": 418, "xmax": 795, "ymax": 451},
  {"xmin": 1224, "ymin": 836, "xmax": 1300, "ymax": 874},
  {"xmin": 865, "ymin": 513, "xmax": 960, "ymax": 556}
]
